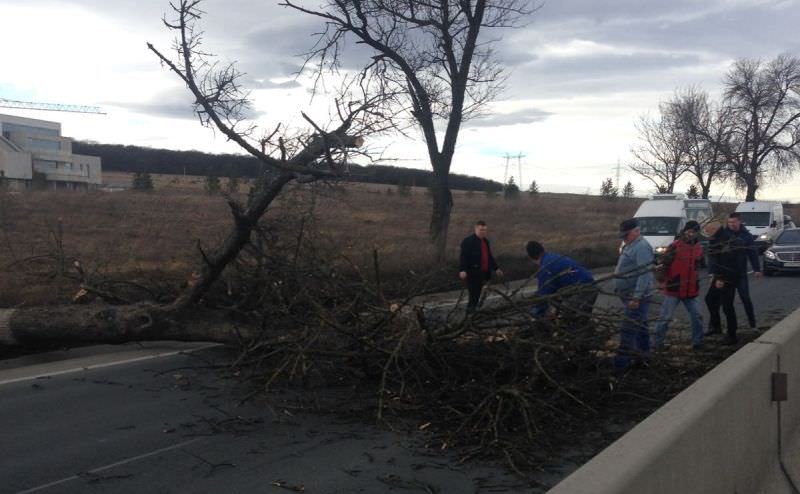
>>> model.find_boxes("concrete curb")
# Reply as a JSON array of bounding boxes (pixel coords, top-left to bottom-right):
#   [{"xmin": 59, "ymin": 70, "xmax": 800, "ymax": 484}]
[{"xmin": 549, "ymin": 306, "xmax": 800, "ymax": 494}]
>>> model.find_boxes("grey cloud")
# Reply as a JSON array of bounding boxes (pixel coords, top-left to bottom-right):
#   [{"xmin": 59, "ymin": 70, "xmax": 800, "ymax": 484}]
[
  {"xmin": 107, "ymin": 86, "xmax": 265, "ymax": 120},
  {"xmin": 465, "ymin": 107, "xmax": 553, "ymax": 128}
]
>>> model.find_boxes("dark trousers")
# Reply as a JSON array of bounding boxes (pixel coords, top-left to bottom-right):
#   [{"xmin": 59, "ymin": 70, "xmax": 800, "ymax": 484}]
[
  {"xmin": 466, "ymin": 271, "xmax": 490, "ymax": 310},
  {"xmin": 736, "ymin": 276, "xmax": 756, "ymax": 328},
  {"xmin": 705, "ymin": 282, "xmax": 738, "ymax": 337}
]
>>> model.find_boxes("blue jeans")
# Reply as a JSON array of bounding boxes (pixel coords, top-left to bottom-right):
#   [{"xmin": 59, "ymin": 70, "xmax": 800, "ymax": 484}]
[
  {"xmin": 614, "ymin": 297, "xmax": 651, "ymax": 369},
  {"xmin": 653, "ymin": 296, "xmax": 704, "ymax": 348}
]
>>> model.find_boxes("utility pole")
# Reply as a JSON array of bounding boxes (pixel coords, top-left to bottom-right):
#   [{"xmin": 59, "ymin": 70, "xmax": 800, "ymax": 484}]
[
  {"xmin": 503, "ymin": 154, "xmax": 511, "ymax": 185},
  {"xmin": 516, "ymin": 153, "xmax": 526, "ymax": 187},
  {"xmin": 615, "ymin": 159, "xmax": 621, "ymax": 188}
]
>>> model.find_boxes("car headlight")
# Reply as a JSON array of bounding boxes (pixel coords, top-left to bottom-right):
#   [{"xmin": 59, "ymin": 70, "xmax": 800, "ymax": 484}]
[
  {"xmin": 764, "ymin": 250, "xmax": 776, "ymax": 259},
  {"xmin": 655, "ymin": 246, "xmax": 667, "ymax": 254},
  {"xmin": 758, "ymin": 234, "xmax": 770, "ymax": 240}
]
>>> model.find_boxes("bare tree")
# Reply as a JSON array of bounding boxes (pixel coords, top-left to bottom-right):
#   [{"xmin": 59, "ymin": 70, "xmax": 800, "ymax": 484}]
[
  {"xmin": 282, "ymin": 0, "xmax": 535, "ymax": 262},
  {"xmin": 0, "ymin": 0, "xmax": 383, "ymax": 346},
  {"xmin": 711, "ymin": 54, "xmax": 800, "ymax": 201},
  {"xmin": 668, "ymin": 88, "xmax": 731, "ymax": 199},
  {"xmin": 629, "ymin": 101, "xmax": 689, "ymax": 193}
]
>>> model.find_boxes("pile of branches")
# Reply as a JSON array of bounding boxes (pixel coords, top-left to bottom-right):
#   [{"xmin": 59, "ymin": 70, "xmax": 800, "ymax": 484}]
[{"xmin": 215, "ymin": 211, "xmax": 728, "ymax": 473}]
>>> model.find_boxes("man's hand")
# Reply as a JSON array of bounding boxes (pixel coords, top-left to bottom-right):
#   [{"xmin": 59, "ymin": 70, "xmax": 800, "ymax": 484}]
[
  {"xmin": 627, "ymin": 299, "xmax": 640, "ymax": 310},
  {"xmin": 495, "ymin": 269, "xmax": 504, "ymax": 278},
  {"xmin": 715, "ymin": 279, "xmax": 725, "ymax": 289},
  {"xmin": 459, "ymin": 271, "xmax": 467, "ymax": 280}
]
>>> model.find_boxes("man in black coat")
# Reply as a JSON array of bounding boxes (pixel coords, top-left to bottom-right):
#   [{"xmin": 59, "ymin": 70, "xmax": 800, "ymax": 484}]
[
  {"xmin": 723, "ymin": 212, "xmax": 762, "ymax": 329},
  {"xmin": 704, "ymin": 223, "xmax": 740, "ymax": 344},
  {"xmin": 459, "ymin": 220, "xmax": 503, "ymax": 311}
]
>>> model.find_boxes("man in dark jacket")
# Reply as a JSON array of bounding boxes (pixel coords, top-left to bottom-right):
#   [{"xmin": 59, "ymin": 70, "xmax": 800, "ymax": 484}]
[
  {"xmin": 722, "ymin": 212, "xmax": 762, "ymax": 329},
  {"xmin": 459, "ymin": 220, "xmax": 503, "ymax": 311},
  {"xmin": 653, "ymin": 221, "xmax": 704, "ymax": 350},
  {"xmin": 704, "ymin": 222, "xmax": 741, "ymax": 344},
  {"xmin": 526, "ymin": 241, "xmax": 596, "ymax": 328}
]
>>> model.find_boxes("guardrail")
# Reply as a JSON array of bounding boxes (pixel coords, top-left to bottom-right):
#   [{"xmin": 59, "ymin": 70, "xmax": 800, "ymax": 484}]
[{"xmin": 548, "ymin": 307, "xmax": 800, "ymax": 493}]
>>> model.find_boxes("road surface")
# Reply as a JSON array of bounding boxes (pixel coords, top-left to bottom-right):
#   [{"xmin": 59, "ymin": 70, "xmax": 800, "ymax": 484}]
[{"xmin": 1, "ymin": 271, "xmax": 798, "ymax": 493}]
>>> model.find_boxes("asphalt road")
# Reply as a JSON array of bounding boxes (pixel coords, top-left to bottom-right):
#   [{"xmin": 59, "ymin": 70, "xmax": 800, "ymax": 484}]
[
  {"xmin": 1, "ymin": 270, "xmax": 798, "ymax": 493},
  {"xmin": 0, "ymin": 346, "xmax": 522, "ymax": 494}
]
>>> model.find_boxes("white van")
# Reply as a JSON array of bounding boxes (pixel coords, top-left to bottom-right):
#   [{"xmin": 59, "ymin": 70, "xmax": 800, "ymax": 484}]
[
  {"xmin": 633, "ymin": 194, "xmax": 713, "ymax": 256},
  {"xmin": 734, "ymin": 201, "xmax": 784, "ymax": 251}
]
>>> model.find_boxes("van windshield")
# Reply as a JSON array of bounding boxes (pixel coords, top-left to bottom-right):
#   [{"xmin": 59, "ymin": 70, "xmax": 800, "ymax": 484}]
[
  {"xmin": 686, "ymin": 209, "xmax": 711, "ymax": 223},
  {"xmin": 738, "ymin": 212, "xmax": 771, "ymax": 227},
  {"xmin": 636, "ymin": 217, "xmax": 681, "ymax": 236}
]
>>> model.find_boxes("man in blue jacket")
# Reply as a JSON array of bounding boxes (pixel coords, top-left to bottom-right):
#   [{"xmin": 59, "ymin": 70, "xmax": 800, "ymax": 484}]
[
  {"xmin": 614, "ymin": 218, "xmax": 655, "ymax": 369},
  {"xmin": 526, "ymin": 241, "xmax": 596, "ymax": 328}
]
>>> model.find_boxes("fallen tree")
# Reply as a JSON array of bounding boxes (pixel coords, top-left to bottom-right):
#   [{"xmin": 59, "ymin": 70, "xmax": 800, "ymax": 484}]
[{"xmin": 0, "ymin": 0, "xmax": 383, "ymax": 347}]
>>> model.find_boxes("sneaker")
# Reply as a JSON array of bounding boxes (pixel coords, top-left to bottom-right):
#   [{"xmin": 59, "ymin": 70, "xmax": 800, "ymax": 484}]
[{"xmin": 704, "ymin": 328, "xmax": 722, "ymax": 336}]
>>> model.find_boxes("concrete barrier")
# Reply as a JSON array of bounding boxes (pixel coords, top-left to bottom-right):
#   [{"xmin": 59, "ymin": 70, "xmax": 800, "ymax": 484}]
[{"xmin": 549, "ymin": 306, "xmax": 800, "ymax": 494}]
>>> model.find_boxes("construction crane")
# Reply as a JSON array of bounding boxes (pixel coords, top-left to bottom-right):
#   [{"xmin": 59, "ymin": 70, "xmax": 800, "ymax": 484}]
[{"xmin": 0, "ymin": 98, "xmax": 105, "ymax": 114}]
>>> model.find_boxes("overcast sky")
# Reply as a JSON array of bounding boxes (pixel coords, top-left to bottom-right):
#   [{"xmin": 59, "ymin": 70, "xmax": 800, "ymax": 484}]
[{"xmin": 1, "ymin": 0, "xmax": 799, "ymax": 200}]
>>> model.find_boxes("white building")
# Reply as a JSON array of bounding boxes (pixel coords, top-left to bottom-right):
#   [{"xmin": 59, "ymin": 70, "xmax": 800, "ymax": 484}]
[{"xmin": 0, "ymin": 113, "xmax": 101, "ymax": 191}]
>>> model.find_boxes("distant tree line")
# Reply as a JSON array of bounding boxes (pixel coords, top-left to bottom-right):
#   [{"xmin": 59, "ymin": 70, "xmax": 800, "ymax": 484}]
[{"xmin": 73, "ymin": 142, "xmax": 503, "ymax": 192}]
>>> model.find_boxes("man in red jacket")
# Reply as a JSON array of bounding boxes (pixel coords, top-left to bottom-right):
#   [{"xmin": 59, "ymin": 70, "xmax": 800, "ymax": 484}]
[{"xmin": 653, "ymin": 220, "xmax": 705, "ymax": 350}]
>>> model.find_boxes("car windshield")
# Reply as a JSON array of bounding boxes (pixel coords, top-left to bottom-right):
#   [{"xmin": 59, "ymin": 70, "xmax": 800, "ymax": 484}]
[
  {"xmin": 776, "ymin": 230, "xmax": 800, "ymax": 245},
  {"xmin": 636, "ymin": 217, "xmax": 681, "ymax": 236},
  {"xmin": 686, "ymin": 209, "xmax": 711, "ymax": 223},
  {"xmin": 738, "ymin": 212, "xmax": 771, "ymax": 227}
]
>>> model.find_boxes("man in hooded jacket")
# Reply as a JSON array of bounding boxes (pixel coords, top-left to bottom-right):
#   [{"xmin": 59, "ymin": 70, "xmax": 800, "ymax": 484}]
[{"xmin": 653, "ymin": 220, "xmax": 704, "ymax": 350}]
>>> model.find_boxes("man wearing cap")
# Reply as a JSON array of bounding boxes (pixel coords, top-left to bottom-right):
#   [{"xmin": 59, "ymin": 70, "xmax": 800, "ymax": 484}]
[
  {"xmin": 653, "ymin": 221, "xmax": 705, "ymax": 350},
  {"xmin": 526, "ymin": 240, "xmax": 596, "ymax": 328},
  {"xmin": 459, "ymin": 220, "xmax": 503, "ymax": 312},
  {"xmin": 613, "ymin": 218, "xmax": 655, "ymax": 368}
]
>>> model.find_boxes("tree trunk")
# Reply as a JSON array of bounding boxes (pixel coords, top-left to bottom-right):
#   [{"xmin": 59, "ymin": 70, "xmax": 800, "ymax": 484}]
[
  {"xmin": 745, "ymin": 175, "xmax": 758, "ymax": 201},
  {"xmin": 429, "ymin": 169, "xmax": 453, "ymax": 263},
  {"xmin": 700, "ymin": 180, "xmax": 711, "ymax": 199},
  {"xmin": 0, "ymin": 305, "xmax": 254, "ymax": 347}
]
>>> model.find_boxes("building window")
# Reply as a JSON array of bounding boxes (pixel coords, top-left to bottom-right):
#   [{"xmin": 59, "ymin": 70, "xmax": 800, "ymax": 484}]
[
  {"xmin": 1, "ymin": 122, "xmax": 59, "ymax": 137},
  {"xmin": 28, "ymin": 138, "xmax": 62, "ymax": 151}
]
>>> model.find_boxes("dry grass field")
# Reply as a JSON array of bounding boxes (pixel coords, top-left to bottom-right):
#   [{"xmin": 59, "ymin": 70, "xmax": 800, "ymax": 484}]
[{"xmin": 2, "ymin": 171, "xmax": 793, "ymax": 307}]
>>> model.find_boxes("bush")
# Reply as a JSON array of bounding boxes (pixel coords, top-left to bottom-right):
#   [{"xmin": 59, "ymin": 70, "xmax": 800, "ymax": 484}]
[{"xmin": 131, "ymin": 172, "xmax": 154, "ymax": 191}]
